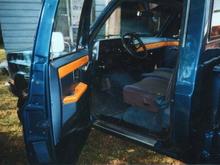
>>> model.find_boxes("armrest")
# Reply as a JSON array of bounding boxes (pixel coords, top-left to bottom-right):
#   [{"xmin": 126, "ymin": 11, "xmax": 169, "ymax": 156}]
[{"xmin": 63, "ymin": 82, "xmax": 88, "ymax": 104}]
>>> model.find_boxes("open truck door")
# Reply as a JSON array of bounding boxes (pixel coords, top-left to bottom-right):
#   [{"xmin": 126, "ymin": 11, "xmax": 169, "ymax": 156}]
[{"xmin": 21, "ymin": 0, "xmax": 92, "ymax": 163}]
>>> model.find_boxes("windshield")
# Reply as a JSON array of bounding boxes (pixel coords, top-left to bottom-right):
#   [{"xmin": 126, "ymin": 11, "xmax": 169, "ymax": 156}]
[
  {"xmin": 95, "ymin": 1, "xmax": 175, "ymax": 39},
  {"xmin": 121, "ymin": 2, "xmax": 171, "ymax": 36}
]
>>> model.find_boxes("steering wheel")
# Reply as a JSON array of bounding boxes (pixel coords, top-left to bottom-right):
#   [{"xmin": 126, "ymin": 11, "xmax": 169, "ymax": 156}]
[{"xmin": 121, "ymin": 33, "xmax": 149, "ymax": 59}]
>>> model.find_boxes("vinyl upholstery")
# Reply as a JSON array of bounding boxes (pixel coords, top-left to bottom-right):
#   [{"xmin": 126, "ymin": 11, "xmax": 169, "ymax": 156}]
[{"xmin": 123, "ymin": 68, "xmax": 172, "ymax": 112}]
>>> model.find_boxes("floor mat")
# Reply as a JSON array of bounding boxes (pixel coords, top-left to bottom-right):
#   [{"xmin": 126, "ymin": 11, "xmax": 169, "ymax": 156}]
[
  {"xmin": 113, "ymin": 107, "xmax": 170, "ymax": 133},
  {"xmin": 91, "ymin": 72, "xmax": 136, "ymax": 116},
  {"xmin": 91, "ymin": 89, "xmax": 128, "ymax": 116}
]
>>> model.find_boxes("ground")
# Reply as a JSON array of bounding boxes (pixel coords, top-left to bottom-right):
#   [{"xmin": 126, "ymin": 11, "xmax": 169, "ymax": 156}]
[
  {"xmin": 0, "ymin": 49, "xmax": 5, "ymax": 61},
  {"xmin": 0, "ymin": 49, "xmax": 182, "ymax": 164}
]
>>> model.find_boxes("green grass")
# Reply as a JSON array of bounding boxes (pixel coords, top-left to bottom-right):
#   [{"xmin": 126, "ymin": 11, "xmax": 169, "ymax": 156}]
[{"xmin": 0, "ymin": 49, "xmax": 182, "ymax": 164}]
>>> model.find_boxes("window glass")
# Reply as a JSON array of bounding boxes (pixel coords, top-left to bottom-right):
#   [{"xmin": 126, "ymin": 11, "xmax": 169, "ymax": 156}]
[
  {"xmin": 210, "ymin": 0, "xmax": 220, "ymax": 41},
  {"xmin": 50, "ymin": 0, "xmax": 84, "ymax": 59},
  {"xmin": 95, "ymin": 2, "xmax": 171, "ymax": 39},
  {"xmin": 91, "ymin": 0, "xmax": 111, "ymax": 26}
]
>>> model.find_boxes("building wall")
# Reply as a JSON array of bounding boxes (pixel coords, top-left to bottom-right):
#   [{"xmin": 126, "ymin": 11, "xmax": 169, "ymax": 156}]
[
  {"xmin": 0, "ymin": 0, "xmax": 106, "ymax": 53},
  {"xmin": 0, "ymin": 26, "xmax": 3, "ymax": 48},
  {"xmin": 0, "ymin": 0, "xmax": 42, "ymax": 52},
  {"xmin": 95, "ymin": 0, "xmax": 106, "ymax": 18}
]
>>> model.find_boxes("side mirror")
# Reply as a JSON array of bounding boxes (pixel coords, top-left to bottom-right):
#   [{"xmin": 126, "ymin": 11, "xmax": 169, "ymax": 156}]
[{"xmin": 50, "ymin": 32, "xmax": 65, "ymax": 58}]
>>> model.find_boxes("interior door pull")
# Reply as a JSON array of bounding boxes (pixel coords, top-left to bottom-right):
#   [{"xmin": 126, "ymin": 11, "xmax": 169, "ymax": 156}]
[{"xmin": 63, "ymin": 82, "xmax": 88, "ymax": 104}]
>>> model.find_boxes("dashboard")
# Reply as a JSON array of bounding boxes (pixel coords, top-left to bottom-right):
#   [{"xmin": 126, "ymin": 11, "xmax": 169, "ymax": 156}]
[
  {"xmin": 92, "ymin": 36, "xmax": 179, "ymax": 62},
  {"xmin": 92, "ymin": 38, "xmax": 127, "ymax": 62},
  {"xmin": 91, "ymin": 37, "xmax": 162, "ymax": 74},
  {"xmin": 91, "ymin": 36, "xmax": 179, "ymax": 76}
]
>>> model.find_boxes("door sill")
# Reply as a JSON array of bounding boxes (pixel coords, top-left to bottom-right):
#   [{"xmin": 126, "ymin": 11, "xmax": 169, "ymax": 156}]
[{"xmin": 93, "ymin": 120, "xmax": 157, "ymax": 147}]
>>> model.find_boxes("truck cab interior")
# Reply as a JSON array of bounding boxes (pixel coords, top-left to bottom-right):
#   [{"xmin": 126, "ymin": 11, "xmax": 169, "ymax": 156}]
[
  {"xmin": 20, "ymin": 0, "xmax": 220, "ymax": 163},
  {"xmin": 48, "ymin": 0, "xmax": 182, "ymax": 143},
  {"xmin": 50, "ymin": 0, "xmax": 182, "ymax": 140},
  {"xmin": 87, "ymin": 0, "xmax": 182, "ymax": 139}
]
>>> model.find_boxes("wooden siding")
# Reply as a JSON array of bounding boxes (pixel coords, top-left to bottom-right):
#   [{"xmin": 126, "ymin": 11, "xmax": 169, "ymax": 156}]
[
  {"xmin": 95, "ymin": 0, "xmax": 106, "ymax": 18},
  {"xmin": 0, "ymin": 0, "xmax": 42, "ymax": 52},
  {"xmin": 0, "ymin": 0, "xmax": 106, "ymax": 53}
]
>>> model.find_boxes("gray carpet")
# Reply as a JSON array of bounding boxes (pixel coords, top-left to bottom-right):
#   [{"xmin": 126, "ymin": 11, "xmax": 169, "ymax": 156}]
[{"xmin": 113, "ymin": 106, "xmax": 170, "ymax": 133}]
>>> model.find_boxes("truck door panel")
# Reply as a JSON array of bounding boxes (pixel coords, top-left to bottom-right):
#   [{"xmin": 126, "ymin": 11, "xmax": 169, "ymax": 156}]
[
  {"xmin": 21, "ymin": 0, "xmax": 92, "ymax": 163},
  {"xmin": 49, "ymin": 51, "xmax": 90, "ymax": 138}
]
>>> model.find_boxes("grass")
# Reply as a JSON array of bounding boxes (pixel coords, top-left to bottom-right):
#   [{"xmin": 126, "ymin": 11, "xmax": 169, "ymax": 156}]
[
  {"xmin": 78, "ymin": 129, "xmax": 181, "ymax": 164},
  {"xmin": 0, "ymin": 49, "xmax": 182, "ymax": 164},
  {"xmin": 0, "ymin": 75, "xmax": 27, "ymax": 164},
  {"xmin": 0, "ymin": 50, "xmax": 27, "ymax": 164},
  {"xmin": 0, "ymin": 49, "xmax": 5, "ymax": 62}
]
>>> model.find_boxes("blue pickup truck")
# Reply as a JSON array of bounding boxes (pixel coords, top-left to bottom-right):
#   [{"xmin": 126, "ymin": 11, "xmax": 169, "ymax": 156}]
[{"xmin": 6, "ymin": 0, "xmax": 220, "ymax": 164}]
